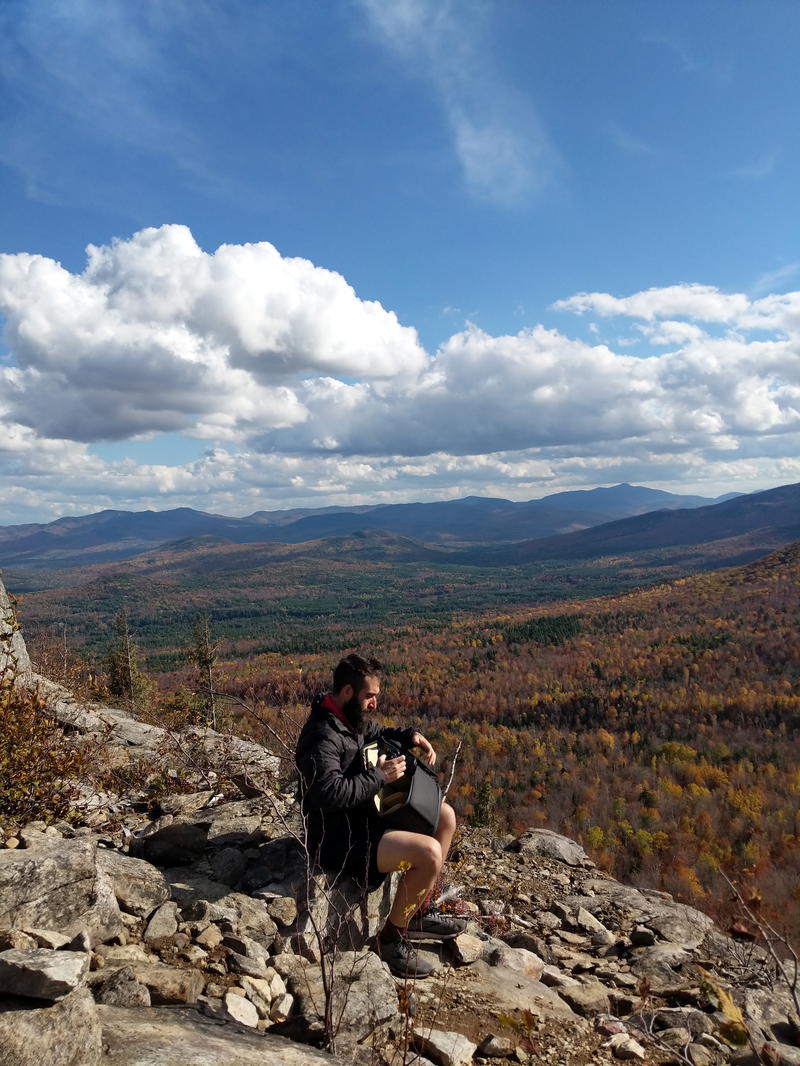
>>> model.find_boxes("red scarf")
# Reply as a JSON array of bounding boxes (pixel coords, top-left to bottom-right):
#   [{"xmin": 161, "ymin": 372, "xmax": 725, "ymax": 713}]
[{"xmin": 323, "ymin": 693, "xmax": 356, "ymax": 733}]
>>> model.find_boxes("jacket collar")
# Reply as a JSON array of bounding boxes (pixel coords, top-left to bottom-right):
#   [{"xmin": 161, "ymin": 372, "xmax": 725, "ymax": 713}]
[{"xmin": 312, "ymin": 692, "xmax": 358, "ymax": 735}]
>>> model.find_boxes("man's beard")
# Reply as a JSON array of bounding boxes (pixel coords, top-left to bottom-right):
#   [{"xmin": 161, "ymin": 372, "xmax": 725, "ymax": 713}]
[{"xmin": 342, "ymin": 694, "xmax": 366, "ymax": 733}]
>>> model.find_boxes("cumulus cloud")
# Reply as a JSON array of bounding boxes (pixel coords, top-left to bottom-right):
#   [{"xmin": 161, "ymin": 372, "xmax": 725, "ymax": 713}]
[
  {"xmin": 1, "ymin": 227, "xmax": 800, "ymax": 522},
  {"xmin": 0, "ymin": 225, "xmax": 425, "ymax": 442}
]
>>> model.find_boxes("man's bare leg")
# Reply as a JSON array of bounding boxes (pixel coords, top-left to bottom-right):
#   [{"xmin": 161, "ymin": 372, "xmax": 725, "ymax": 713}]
[
  {"xmin": 433, "ymin": 801, "xmax": 456, "ymax": 869},
  {"xmin": 377, "ymin": 830, "xmax": 442, "ymax": 927},
  {"xmin": 376, "ymin": 802, "xmax": 457, "ymax": 927}
]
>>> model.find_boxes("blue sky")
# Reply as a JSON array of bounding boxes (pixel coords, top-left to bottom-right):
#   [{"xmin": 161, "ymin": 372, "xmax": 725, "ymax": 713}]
[{"xmin": 0, "ymin": 0, "xmax": 798, "ymax": 524}]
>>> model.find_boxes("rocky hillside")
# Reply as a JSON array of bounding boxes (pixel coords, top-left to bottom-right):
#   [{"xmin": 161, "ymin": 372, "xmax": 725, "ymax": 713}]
[{"xmin": 1, "ymin": 582, "xmax": 799, "ymax": 1066}]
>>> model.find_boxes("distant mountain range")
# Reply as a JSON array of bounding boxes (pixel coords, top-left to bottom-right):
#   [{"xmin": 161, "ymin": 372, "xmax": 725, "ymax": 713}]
[
  {"xmin": 0, "ymin": 483, "xmax": 741, "ymax": 569},
  {"xmin": 462, "ymin": 481, "xmax": 800, "ymax": 567}
]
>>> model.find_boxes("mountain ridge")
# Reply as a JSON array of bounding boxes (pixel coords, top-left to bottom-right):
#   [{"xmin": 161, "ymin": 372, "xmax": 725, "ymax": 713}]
[{"xmin": 0, "ymin": 483, "xmax": 744, "ymax": 569}]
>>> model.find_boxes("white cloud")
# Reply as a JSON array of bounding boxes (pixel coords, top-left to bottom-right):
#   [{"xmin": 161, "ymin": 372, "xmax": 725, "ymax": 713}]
[
  {"xmin": 0, "ymin": 0, "xmax": 259, "ymax": 209},
  {"xmin": 0, "ymin": 225, "xmax": 425, "ymax": 442},
  {"xmin": 552, "ymin": 284, "xmax": 751, "ymax": 323},
  {"xmin": 750, "ymin": 263, "xmax": 800, "ymax": 298},
  {"xmin": 1, "ymin": 232, "xmax": 800, "ymax": 522}
]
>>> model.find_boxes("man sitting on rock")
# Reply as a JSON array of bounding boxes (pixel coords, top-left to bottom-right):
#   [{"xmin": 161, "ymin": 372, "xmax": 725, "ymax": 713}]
[{"xmin": 295, "ymin": 652, "xmax": 464, "ymax": 977}]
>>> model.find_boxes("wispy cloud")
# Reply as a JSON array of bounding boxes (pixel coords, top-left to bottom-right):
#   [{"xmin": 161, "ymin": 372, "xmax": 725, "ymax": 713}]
[
  {"xmin": 359, "ymin": 0, "xmax": 556, "ymax": 206},
  {"xmin": 0, "ymin": 0, "xmax": 267, "ymax": 209},
  {"xmin": 606, "ymin": 121, "xmax": 659, "ymax": 158},
  {"xmin": 750, "ymin": 263, "xmax": 800, "ymax": 298},
  {"xmin": 644, "ymin": 32, "xmax": 734, "ymax": 89},
  {"xmin": 730, "ymin": 152, "xmax": 779, "ymax": 180}
]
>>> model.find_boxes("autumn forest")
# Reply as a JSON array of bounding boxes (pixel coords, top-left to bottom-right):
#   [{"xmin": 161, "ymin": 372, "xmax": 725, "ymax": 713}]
[{"xmin": 14, "ymin": 537, "xmax": 800, "ymax": 942}]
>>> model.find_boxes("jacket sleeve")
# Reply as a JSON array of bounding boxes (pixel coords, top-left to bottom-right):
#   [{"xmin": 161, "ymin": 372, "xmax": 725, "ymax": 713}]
[
  {"xmin": 298, "ymin": 733, "xmax": 386, "ymax": 812},
  {"xmin": 364, "ymin": 720, "xmax": 417, "ymax": 748}
]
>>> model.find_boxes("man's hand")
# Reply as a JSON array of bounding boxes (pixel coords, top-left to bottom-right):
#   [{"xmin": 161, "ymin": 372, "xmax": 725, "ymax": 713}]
[
  {"xmin": 378, "ymin": 753, "xmax": 406, "ymax": 782},
  {"xmin": 411, "ymin": 732, "xmax": 436, "ymax": 766}
]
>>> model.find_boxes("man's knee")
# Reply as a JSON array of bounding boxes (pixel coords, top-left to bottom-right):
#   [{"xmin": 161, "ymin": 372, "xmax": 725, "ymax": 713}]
[
  {"xmin": 377, "ymin": 830, "xmax": 442, "ymax": 875},
  {"xmin": 415, "ymin": 835, "xmax": 442, "ymax": 872}
]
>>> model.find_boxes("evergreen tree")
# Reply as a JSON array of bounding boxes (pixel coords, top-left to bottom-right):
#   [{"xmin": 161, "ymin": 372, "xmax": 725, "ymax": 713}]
[
  {"xmin": 470, "ymin": 774, "xmax": 497, "ymax": 829},
  {"xmin": 188, "ymin": 613, "xmax": 220, "ymax": 728},
  {"xmin": 106, "ymin": 609, "xmax": 149, "ymax": 708}
]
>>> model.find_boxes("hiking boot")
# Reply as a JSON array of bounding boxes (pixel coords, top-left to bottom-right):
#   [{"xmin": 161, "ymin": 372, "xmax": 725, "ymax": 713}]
[
  {"xmin": 376, "ymin": 935, "xmax": 435, "ymax": 978},
  {"xmin": 406, "ymin": 911, "xmax": 468, "ymax": 940}
]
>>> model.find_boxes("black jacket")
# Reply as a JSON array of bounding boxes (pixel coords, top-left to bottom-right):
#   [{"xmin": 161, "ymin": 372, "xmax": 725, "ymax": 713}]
[{"xmin": 295, "ymin": 694, "xmax": 416, "ymax": 877}]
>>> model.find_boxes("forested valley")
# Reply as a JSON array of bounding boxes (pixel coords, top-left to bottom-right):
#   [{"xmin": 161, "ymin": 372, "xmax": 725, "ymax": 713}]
[{"xmin": 17, "ymin": 539, "xmax": 800, "ymax": 942}]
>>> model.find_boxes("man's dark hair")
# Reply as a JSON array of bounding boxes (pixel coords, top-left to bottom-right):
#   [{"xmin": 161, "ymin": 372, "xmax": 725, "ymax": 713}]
[{"xmin": 332, "ymin": 653, "xmax": 382, "ymax": 695}]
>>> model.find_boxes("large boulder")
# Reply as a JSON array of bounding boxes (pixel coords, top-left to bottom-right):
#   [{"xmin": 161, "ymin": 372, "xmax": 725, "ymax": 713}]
[
  {"xmin": 0, "ymin": 838, "xmax": 123, "ymax": 946},
  {"xmin": 95, "ymin": 851, "xmax": 170, "ymax": 919},
  {"xmin": 271, "ymin": 949, "xmax": 399, "ymax": 1053},
  {"xmin": 466, "ymin": 960, "xmax": 580, "ymax": 1023},
  {"xmin": 244, "ymin": 836, "xmax": 397, "ymax": 954},
  {"xmin": 97, "ymin": 1005, "xmax": 333, "ymax": 1065},
  {"xmin": 0, "ymin": 574, "xmax": 30, "ymax": 678},
  {"xmin": 0, "ymin": 987, "xmax": 101, "ymax": 1066},
  {"xmin": 511, "ymin": 829, "xmax": 589, "ymax": 867},
  {"xmin": 0, "ymin": 948, "xmax": 89, "ymax": 1001}
]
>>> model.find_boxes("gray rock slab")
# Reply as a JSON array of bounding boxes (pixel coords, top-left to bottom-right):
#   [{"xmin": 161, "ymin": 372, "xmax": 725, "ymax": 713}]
[
  {"xmin": 540, "ymin": 964, "xmax": 581, "ymax": 989},
  {"xmin": 629, "ymin": 943, "xmax": 692, "ymax": 990},
  {"xmin": 143, "ymin": 901, "xmax": 179, "ymax": 942},
  {"xmin": 94, "ymin": 944, "xmax": 153, "ymax": 967},
  {"xmin": 487, "ymin": 944, "xmax": 545, "ymax": 980},
  {"xmin": 449, "ymin": 933, "xmax": 483, "ymax": 966},
  {"xmin": 209, "ymin": 846, "xmax": 248, "ymax": 885},
  {"xmin": 209, "ymin": 892, "xmax": 278, "ymax": 945},
  {"xmin": 467, "ymin": 960, "xmax": 581, "ymax": 1022},
  {"xmin": 271, "ymin": 949, "xmax": 398, "ymax": 1052},
  {"xmin": 0, "ymin": 987, "xmax": 100, "ymax": 1066},
  {"xmin": 477, "ymin": 1035, "xmax": 516, "ymax": 1058},
  {"xmin": 227, "ymin": 951, "xmax": 268, "ymax": 978},
  {"xmin": 96, "ymin": 850, "xmax": 170, "ymax": 919},
  {"xmin": 644, "ymin": 905, "xmax": 715, "ymax": 948},
  {"xmin": 0, "ymin": 948, "xmax": 89, "ymax": 1001},
  {"xmin": 575, "ymin": 906, "xmax": 608, "ymax": 934},
  {"xmin": 166, "ymin": 871, "xmax": 278, "ymax": 945},
  {"xmin": 97, "ymin": 1004, "xmax": 332, "ymax": 1065},
  {"xmin": 91, "ymin": 966, "xmax": 152, "ymax": 1007},
  {"xmin": 741, "ymin": 984, "xmax": 799, "ymax": 1040},
  {"xmin": 222, "ymin": 990, "xmax": 259, "ymax": 1027},
  {"xmin": 512, "ymin": 829, "xmax": 589, "ymax": 866},
  {"xmin": 24, "ymin": 927, "xmax": 72, "ymax": 949},
  {"xmin": 557, "ymin": 980, "xmax": 611, "ymax": 1017},
  {"xmin": 603, "ymin": 1032, "xmax": 647, "ymax": 1060},
  {"xmin": 413, "ymin": 1028, "xmax": 478, "ymax": 1066},
  {"xmin": 165, "ymin": 869, "xmax": 231, "ymax": 908},
  {"xmin": 259, "ymin": 895, "xmax": 298, "ymax": 927},
  {"xmin": 0, "ymin": 838, "xmax": 123, "ymax": 946},
  {"xmin": 129, "ymin": 963, "xmax": 204, "ymax": 1005},
  {"xmin": 0, "ymin": 575, "xmax": 31, "ymax": 677}
]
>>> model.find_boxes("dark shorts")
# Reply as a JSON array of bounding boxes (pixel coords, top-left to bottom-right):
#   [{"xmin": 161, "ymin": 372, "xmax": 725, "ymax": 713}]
[{"xmin": 314, "ymin": 817, "xmax": 386, "ymax": 891}]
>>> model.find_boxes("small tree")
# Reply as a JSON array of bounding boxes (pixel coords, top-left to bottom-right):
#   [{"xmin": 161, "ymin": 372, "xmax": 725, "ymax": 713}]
[
  {"xmin": 470, "ymin": 774, "xmax": 497, "ymax": 828},
  {"xmin": 106, "ymin": 609, "xmax": 149, "ymax": 709},
  {"xmin": 187, "ymin": 613, "xmax": 220, "ymax": 728}
]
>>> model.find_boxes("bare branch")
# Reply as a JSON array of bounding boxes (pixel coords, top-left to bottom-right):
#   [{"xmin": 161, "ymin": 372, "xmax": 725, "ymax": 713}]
[
  {"xmin": 442, "ymin": 739, "xmax": 462, "ymax": 799},
  {"xmin": 720, "ymin": 871, "xmax": 800, "ymax": 1017}
]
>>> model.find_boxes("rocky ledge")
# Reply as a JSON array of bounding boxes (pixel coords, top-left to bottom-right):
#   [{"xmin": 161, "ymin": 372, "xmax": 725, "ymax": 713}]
[{"xmin": 0, "ymin": 606, "xmax": 798, "ymax": 1064}]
